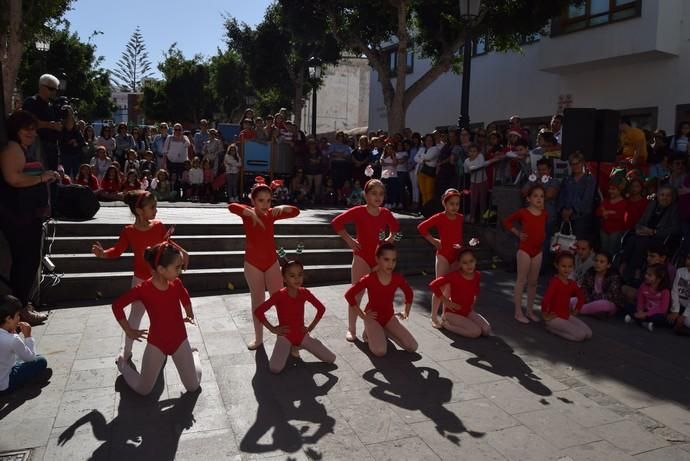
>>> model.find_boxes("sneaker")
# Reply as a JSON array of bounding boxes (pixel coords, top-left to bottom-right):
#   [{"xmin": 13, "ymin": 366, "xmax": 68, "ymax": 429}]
[
  {"xmin": 624, "ymin": 314, "xmax": 632, "ymax": 324},
  {"xmin": 645, "ymin": 322, "xmax": 654, "ymax": 332},
  {"xmin": 19, "ymin": 307, "xmax": 48, "ymax": 325}
]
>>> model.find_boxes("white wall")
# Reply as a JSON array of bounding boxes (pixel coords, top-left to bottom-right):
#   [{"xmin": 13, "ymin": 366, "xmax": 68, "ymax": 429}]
[{"xmin": 368, "ymin": 0, "xmax": 690, "ymax": 134}]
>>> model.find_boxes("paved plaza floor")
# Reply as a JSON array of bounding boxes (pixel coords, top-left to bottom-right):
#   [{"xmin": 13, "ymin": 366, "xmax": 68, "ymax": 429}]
[{"xmin": 2, "ymin": 272, "xmax": 690, "ymax": 460}]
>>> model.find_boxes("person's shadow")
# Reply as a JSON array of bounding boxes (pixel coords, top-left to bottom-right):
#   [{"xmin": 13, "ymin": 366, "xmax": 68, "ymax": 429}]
[
  {"xmin": 0, "ymin": 368, "xmax": 53, "ymax": 421},
  {"xmin": 239, "ymin": 346, "xmax": 338, "ymax": 459},
  {"xmin": 57, "ymin": 370, "xmax": 200, "ymax": 460},
  {"xmin": 440, "ymin": 330, "xmax": 552, "ymax": 397},
  {"xmin": 356, "ymin": 341, "xmax": 484, "ymax": 445}
]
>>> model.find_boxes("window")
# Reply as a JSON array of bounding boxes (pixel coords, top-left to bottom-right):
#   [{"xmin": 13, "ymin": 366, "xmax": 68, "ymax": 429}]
[
  {"xmin": 386, "ymin": 47, "xmax": 414, "ymax": 77},
  {"xmin": 552, "ymin": 0, "xmax": 641, "ymax": 35}
]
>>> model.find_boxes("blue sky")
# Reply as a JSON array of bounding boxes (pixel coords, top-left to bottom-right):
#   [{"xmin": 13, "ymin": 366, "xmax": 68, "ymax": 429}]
[{"xmin": 64, "ymin": 0, "xmax": 272, "ymax": 76}]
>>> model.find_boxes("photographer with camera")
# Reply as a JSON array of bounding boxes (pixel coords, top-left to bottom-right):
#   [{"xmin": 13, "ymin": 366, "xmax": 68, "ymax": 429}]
[
  {"xmin": 21, "ymin": 74, "xmax": 63, "ymax": 171},
  {"xmin": 59, "ymin": 106, "xmax": 85, "ymax": 179}
]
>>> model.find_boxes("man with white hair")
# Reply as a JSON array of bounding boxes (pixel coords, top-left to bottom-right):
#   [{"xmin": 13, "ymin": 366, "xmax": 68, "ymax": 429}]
[{"xmin": 22, "ymin": 74, "xmax": 63, "ymax": 170}]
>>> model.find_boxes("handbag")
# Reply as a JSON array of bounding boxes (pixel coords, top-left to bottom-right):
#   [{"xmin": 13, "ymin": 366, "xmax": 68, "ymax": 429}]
[
  {"xmin": 551, "ymin": 221, "xmax": 577, "ymax": 252},
  {"xmin": 420, "ymin": 162, "xmax": 436, "ymax": 177}
]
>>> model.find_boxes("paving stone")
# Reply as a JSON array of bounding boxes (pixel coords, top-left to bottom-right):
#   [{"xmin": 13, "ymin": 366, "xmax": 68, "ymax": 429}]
[
  {"xmin": 437, "ymin": 358, "xmax": 508, "ymax": 386},
  {"xmin": 176, "ymin": 429, "xmax": 241, "ymax": 460},
  {"xmin": 203, "ymin": 331, "xmax": 250, "ymax": 357},
  {"xmin": 365, "ymin": 436, "xmax": 441, "ymax": 461},
  {"xmin": 410, "ymin": 419, "xmax": 506, "ymax": 461},
  {"xmin": 576, "ymin": 373, "xmax": 660, "ymax": 410},
  {"xmin": 514, "ymin": 408, "xmax": 601, "ymax": 448},
  {"xmin": 0, "ymin": 417, "xmax": 54, "ymax": 451},
  {"xmin": 640, "ymin": 404, "xmax": 690, "ymax": 438},
  {"xmin": 485, "ymin": 425, "xmax": 563, "ymax": 461},
  {"xmin": 75, "ymin": 335, "xmax": 122, "ymax": 360},
  {"xmin": 443, "ymin": 399, "xmax": 519, "ymax": 434},
  {"xmin": 633, "ymin": 446, "xmax": 690, "ymax": 461},
  {"xmin": 71, "ymin": 357, "xmax": 118, "ymax": 372},
  {"xmin": 547, "ymin": 390, "xmax": 624, "ymax": 428},
  {"xmin": 478, "ymin": 379, "xmax": 553, "ymax": 415},
  {"xmin": 595, "ymin": 420, "xmax": 669, "ymax": 455},
  {"xmin": 167, "ymin": 383, "xmax": 230, "ymax": 433},
  {"xmin": 65, "ymin": 368, "xmax": 119, "ymax": 391},
  {"xmin": 54, "ymin": 388, "xmax": 117, "ymax": 429},
  {"xmin": 560, "ymin": 440, "xmax": 635, "ymax": 461},
  {"xmin": 43, "ymin": 423, "xmax": 110, "ymax": 461}
]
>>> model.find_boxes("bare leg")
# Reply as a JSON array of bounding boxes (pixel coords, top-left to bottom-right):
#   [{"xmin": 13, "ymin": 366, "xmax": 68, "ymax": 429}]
[
  {"xmin": 545, "ymin": 317, "xmax": 589, "ymax": 342},
  {"xmin": 122, "ymin": 276, "xmax": 146, "ymax": 359},
  {"xmin": 432, "ymin": 255, "xmax": 452, "ymax": 328},
  {"xmin": 526, "ymin": 252, "xmax": 543, "ymax": 321},
  {"xmin": 300, "ymin": 335, "xmax": 336, "ymax": 363},
  {"xmin": 568, "ymin": 316, "xmax": 592, "ymax": 339},
  {"xmin": 384, "ymin": 316, "xmax": 418, "ymax": 352},
  {"xmin": 171, "ymin": 339, "xmax": 202, "ymax": 391},
  {"xmin": 244, "ymin": 262, "xmax": 270, "ymax": 349},
  {"xmin": 363, "ymin": 317, "xmax": 388, "ymax": 357},
  {"xmin": 347, "ymin": 255, "xmax": 372, "ymax": 341},
  {"xmin": 467, "ymin": 310, "xmax": 492, "ymax": 336},
  {"xmin": 514, "ymin": 250, "xmax": 531, "ymax": 323},
  {"xmin": 442, "ymin": 312, "xmax": 482, "ymax": 338},
  {"xmin": 268, "ymin": 335, "xmax": 292, "ymax": 374},
  {"xmin": 117, "ymin": 343, "xmax": 166, "ymax": 396}
]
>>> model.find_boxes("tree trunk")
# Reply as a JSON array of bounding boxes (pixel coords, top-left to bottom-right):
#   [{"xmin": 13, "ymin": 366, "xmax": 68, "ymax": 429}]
[
  {"xmin": 386, "ymin": 102, "xmax": 406, "ymax": 135},
  {"xmin": 1, "ymin": 0, "xmax": 23, "ymax": 114}
]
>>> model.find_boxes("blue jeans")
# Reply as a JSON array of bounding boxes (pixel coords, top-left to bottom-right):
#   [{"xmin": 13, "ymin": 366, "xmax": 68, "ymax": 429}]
[
  {"xmin": 3, "ymin": 356, "xmax": 47, "ymax": 393},
  {"xmin": 382, "ymin": 177, "xmax": 400, "ymax": 204}
]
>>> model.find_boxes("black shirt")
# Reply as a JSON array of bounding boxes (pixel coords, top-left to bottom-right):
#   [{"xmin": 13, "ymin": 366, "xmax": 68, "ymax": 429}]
[{"xmin": 22, "ymin": 95, "xmax": 60, "ymax": 144}]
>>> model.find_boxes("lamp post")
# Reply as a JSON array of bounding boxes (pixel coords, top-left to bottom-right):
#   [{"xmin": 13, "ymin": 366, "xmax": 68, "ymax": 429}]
[
  {"xmin": 458, "ymin": 0, "xmax": 482, "ymax": 130},
  {"xmin": 308, "ymin": 58, "xmax": 322, "ymax": 137}
]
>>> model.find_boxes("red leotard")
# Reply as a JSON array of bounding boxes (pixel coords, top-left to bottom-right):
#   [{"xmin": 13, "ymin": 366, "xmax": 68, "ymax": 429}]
[
  {"xmin": 103, "ymin": 220, "xmax": 168, "ymax": 280},
  {"xmin": 596, "ymin": 198, "xmax": 628, "ymax": 234},
  {"xmin": 429, "ymin": 271, "xmax": 480, "ymax": 317},
  {"xmin": 254, "ymin": 287, "xmax": 326, "ymax": 346},
  {"xmin": 625, "ymin": 197, "xmax": 648, "ymax": 230},
  {"xmin": 331, "ymin": 205, "xmax": 400, "ymax": 268},
  {"xmin": 501, "ymin": 208, "xmax": 548, "ymax": 257},
  {"xmin": 76, "ymin": 175, "xmax": 99, "ymax": 191},
  {"xmin": 541, "ymin": 276, "xmax": 584, "ymax": 320},
  {"xmin": 229, "ymin": 203, "xmax": 300, "ymax": 271},
  {"xmin": 417, "ymin": 212, "xmax": 464, "ymax": 262},
  {"xmin": 344, "ymin": 272, "xmax": 413, "ymax": 326},
  {"xmin": 112, "ymin": 278, "xmax": 191, "ymax": 355},
  {"xmin": 100, "ymin": 178, "xmax": 121, "ymax": 194}
]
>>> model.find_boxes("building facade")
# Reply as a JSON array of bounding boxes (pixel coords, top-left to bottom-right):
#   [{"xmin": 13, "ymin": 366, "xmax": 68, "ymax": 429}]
[
  {"xmin": 301, "ymin": 56, "xmax": 370, "ymax": 136},
  {"xmin": 368, "ymin": 0, "xmax": 689, "ymax": 134}
]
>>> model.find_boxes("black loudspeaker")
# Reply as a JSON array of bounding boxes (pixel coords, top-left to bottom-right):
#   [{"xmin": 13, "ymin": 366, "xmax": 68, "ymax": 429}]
[
  {"xmin": 594, "ymin": 109, "xmax": 620, "ymax": 163},
  {"xmin": 51, "ymin": 184, "xmax": 100, "ymax": 221},
  {"xmin": 562, "ymin": 108, "xmax": 596, "ymax": 160}
]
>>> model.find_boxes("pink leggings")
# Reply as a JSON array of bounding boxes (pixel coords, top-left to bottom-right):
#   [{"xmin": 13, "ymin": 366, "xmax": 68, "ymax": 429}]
[{"xmin": 580, "ymin": 300, "xmax": 617, "ymax": 316}]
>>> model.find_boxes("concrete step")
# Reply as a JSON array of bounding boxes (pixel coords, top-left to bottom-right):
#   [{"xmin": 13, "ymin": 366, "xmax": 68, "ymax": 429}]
[
  {"xmin": 52, "ymin": 249, "xmax": 357, "ymax": 273},
  {"xmin": 48, "ymin": 234, "xmax": 430, "ymax": 254},
  {"xmin": 41, "ymin": 259, "xmax": 438, "ymax": 306}
]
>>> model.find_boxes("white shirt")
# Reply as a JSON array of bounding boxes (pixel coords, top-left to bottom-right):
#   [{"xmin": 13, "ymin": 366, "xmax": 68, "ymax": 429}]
[
  {"xmin": 224, "ymin": 155, "xmax": 241, "ymax": 175},
  {"xmin": 381, "ymin": 155, "xmax": 398, "ymax": 178},
  {"xmin": 415, "ymin": 145, "xmax": 441, "ymax": 168},
  {"xmin": 396, "ymin": 151, "xmax": 409, "ymax": 173},
  {"xmin": 0, "ymin": 329, "xmax": 37, "ymax": 391},
  {"xmin": 164, "ymin": 135, "xmax": 191, "ymax": 163},
  {"xmin": 189, "ymin": 167, "xmax": 203, "ymax": 185},
  {"xmin": 671, "ymin": 268, "xmax": 690, "ymax": 314},
  {"xmin": 464, "ymin": 154, "xmax": 488, "ymax": 184}
]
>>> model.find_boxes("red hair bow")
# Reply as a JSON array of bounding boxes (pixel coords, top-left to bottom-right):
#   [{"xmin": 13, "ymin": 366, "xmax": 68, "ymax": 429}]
[{"xmin": 270, "ymin": 179, "xmax": 284, "ymax": 190}]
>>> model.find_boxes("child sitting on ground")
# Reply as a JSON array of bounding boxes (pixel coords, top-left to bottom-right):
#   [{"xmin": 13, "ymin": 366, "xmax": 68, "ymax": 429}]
[
  {"xmin": 624, "ymin": 264, "xmax": 670, "ymax": 332},
  {"xmin": 622, "ymin": 244, "xmax": 676, "ymax": 305},
  {"xmin": 0, "ymin": 295, "xmax": 48, "ymax": 394},
  {"xmin": 579, "ymin": 251, "xmax": 624, "ymax": 318},
  {"xmin": 670, "ymin": 254, "xmax": 690, "ymax": 335}
]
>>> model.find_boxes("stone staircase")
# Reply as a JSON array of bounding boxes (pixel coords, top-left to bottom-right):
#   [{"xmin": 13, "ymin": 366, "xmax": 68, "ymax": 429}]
[{"xmin": 40, "ymin": 216, "xmax": 499, "ymax": 306}]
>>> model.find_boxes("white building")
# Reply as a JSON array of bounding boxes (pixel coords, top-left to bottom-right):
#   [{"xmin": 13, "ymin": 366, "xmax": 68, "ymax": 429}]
[
  {"xmin": 368, "ymin": 0, "xmax": 689, "ymax": 134},
  {"xmin": 301, "ymin": 56, "xmax": 370, "ymax": 135}
]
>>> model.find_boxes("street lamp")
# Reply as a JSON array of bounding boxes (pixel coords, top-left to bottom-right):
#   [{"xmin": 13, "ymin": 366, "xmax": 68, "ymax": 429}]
[
  {"xmin": 35, "ymin": 40, "xmax": 51, "ymax": 52},
  {"xmin": 308, "ymin": 57, "xmax": 322, "ymax": 137},
  {"xmin": 458, "ymin": 0, "xmax": 482, "ymax": 130}
]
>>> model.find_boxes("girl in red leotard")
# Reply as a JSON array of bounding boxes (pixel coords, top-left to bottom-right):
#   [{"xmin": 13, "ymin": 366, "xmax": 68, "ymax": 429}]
[
  {"xmin": 111, "ymin": 241, "xmax": 201, "ymax": 396},
  {"xmin": 229, "ymin": 178, "xmax": 300, "ymax": 350},
  {"xmin": 502, "ymin": 184, "xmax": 548, "ymax": 324},
  {"xmin": 429, "ymin": 246, "xmax": 491, "ymax": 338},
  {"xmin": 344, "ymin": 243, "xmax": 417, "ymax": 357},
  {"xmin": 417, "ymin": 188, "xmax": 465, "ymax": 328},
  {"xmin": 542, "ymin": 252, "xmax": 591, "ymax": 341},
  {"xmin": 332, "ymin": 179, "xmax": 400, "ymax": 342},
  {"xmin": 92, "ymin": 190, "xmax": 188, "ymax": 364},
  {"xmin": 255, "ymin": 259, "xmax": 336, "ymax": 374}
]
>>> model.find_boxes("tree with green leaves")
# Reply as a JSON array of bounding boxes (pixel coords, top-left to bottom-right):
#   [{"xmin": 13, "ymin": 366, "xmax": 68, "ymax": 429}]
[
  {"xmin": 320, "ymin": 0, "xmax": 568, "ymax": 133},
  {"xmin": 225, "ymin": 1, "xmax": 340, "ymax": 130},
  {"xmin": 17, "ymin": 25, "xmax": 115, "ymax": 120},
  {"xmin": 110, "ymin": 26, "xmax": 153, "ymax": 92},
  {"xmin": 208, "ymin": 49, "xmax": 250, "ymax": 122},
  {"xmin": 140, "ymin": 44, "xmax": 213, "ymax": 123},
  {"xmin": 0, "ymin": 0, "xmax": 73, "ymax": 113}
]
